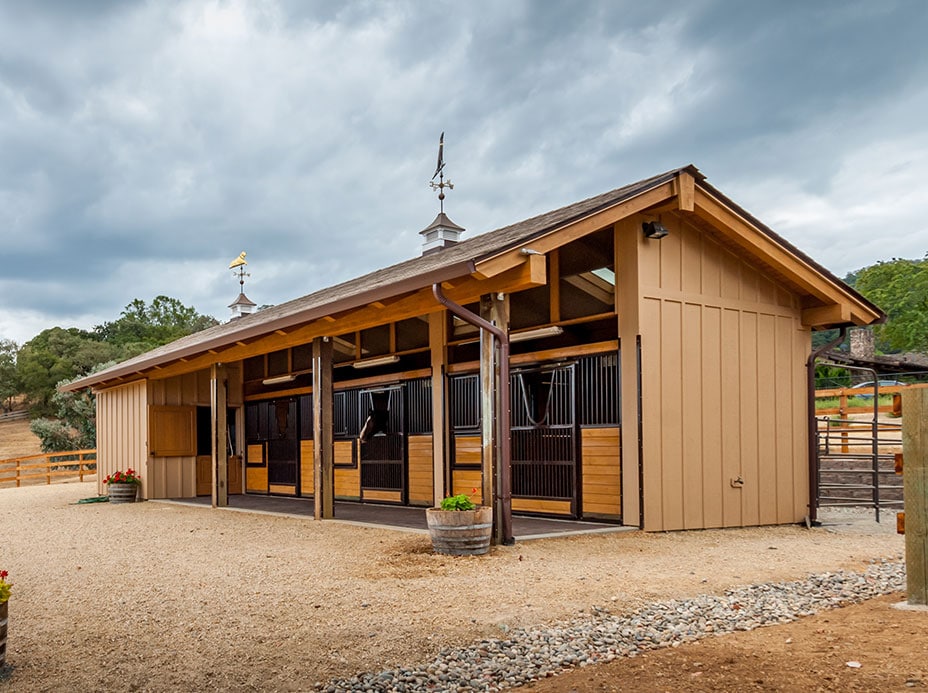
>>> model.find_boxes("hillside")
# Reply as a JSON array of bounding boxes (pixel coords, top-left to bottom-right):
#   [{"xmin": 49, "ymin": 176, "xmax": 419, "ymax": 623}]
[{"xmin": 0, "ymin": 418, "xmax": 43, "ymax": 459}]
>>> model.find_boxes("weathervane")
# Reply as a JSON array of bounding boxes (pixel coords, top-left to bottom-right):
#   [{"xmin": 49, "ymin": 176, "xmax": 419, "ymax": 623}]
[
  {"xmin": 229, "ymin": 251, "xmax": 249, "ymax": 290},
  {"xmin": 429, "ymin": 131, "xmax": 453, "ymax": 213}
]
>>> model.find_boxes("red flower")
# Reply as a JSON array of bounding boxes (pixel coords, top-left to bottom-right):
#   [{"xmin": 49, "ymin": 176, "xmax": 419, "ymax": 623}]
[{"xmin": 0, "ymin": 571, "xmax": 7, "ymax": 579}]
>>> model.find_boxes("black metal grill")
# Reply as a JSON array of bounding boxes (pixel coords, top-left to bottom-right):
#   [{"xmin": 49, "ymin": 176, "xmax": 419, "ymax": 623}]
[
  {"xmin": 449, "ymin": 373, "xmax": 480, "ymax": 431},
  {"xmin": 510, "ymin": 429, "xmax": 575, "ymax": 499},
  {"xmin": 406, "ymin": 377, "xmax": 433, "ymax": 434},
  {"xmin": 360, "ymin": 434, "xmax": 405, "ymax": 490},
  {"xmin": 577, "ymin": 352, "xmax": 619, "ymax": 425}
]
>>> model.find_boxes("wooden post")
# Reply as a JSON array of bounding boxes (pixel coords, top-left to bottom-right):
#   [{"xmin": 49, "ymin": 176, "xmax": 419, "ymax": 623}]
[
  {"xmin": 211, "ymin": 363, "xmax": 229, "ymax": 508},
  {"xmin": 428, "ymin": 312, "xmax": 448, "ymax": 507},
  {"xmin": 480, "ymin": 293, "xmax": 509, "ymax": 543},
  {"xmin": 312, "ymin": 337, "xmax": 334, "ymax": 520},
  {"xmin": 902, "ymin": 388, "xmax": 928, "ymax": 605}
]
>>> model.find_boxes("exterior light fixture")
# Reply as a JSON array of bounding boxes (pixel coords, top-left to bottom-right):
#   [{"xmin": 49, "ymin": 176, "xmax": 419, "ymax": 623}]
[
  {"xmin": 353, "ymin": 355, "xmax": 400, "ymax": 369},
  {"xmin": 509, "ymin": 326, "xmax": 564, "ymax": 343},
  {"xmin": 642, "ymin": 221, "xmax": 669, "ymax": 239},
  {"xmin": 262, "ymin": 374, "xmax": 296, "ymax": 386}
]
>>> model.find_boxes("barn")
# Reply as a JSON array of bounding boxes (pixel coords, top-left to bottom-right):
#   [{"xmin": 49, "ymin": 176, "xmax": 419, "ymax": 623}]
[{"xmin": 63, "ymin": 165, "xmax": 883, "ymax": 534}]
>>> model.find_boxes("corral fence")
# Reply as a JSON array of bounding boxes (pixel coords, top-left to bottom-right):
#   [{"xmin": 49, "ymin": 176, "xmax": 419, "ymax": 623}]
[
  {"xmin": 0, "ymin": 449, "xmax": 97, "ymax": 488},
  {"xmin": 813, "ymin": 369, "xmax": 927, "ymax": 522},
  {"xmin": 0, "ymin": 410, "xmax": 29, "ymax": 422}
]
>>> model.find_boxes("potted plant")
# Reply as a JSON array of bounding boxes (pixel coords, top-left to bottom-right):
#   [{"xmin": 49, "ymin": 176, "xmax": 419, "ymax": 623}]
[
  {"xmin": 426, "ymin": 489, "xmax": 493, "ymax": 555},
  {"xmin": 0, "ymin": 570, "xmax": 10, "ymax": 668},
  {"xmin": 103, "ymin": 468, "xmax": 141, "ymax": 503}
]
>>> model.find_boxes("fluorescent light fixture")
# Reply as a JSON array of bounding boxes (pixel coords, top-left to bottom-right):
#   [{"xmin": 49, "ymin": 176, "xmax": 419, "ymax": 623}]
[
  {"xmin": 352, "ymin": 355, "xmax": 400, "ymax": 369},
  {"xmin": 509, "ymin": 326, "xmax": 564, "ymax": 343},
  {"xmin": 263, "ymin": 374, "xmax": 296, "ymax": 386}
]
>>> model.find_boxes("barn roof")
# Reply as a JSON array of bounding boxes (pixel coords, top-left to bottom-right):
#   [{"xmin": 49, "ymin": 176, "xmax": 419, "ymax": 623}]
[{"xmin": 64, "ymin": 165, "xmax": 883, "ymax": 391}]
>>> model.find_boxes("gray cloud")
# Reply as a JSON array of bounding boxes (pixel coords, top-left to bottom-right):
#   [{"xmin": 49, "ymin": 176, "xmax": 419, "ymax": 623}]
[{"xmin": 0, "ymin": 0, "xmax": 926, "ymax": 344}]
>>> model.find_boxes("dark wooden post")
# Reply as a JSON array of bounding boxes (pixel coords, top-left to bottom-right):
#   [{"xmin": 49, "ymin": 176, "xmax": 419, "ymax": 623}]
[
  {"xmin": 312, "ymin": 337, "xmax": 334, "ymax": 520},
  {"xmin": 428, "ymin": 312, "xmax": 448, "ymax": 506},
  {"xmin": 211, "ymin": 363, "xmax": 229, "ymax": 508},
  {"xmin": 902, "ymin": 388, "xmax": 928, "ymax": 605}
]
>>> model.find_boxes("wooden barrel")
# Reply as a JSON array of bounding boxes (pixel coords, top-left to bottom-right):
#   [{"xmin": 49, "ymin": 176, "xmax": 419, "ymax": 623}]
[
  {"xmin": 426, "ymin": 506, "xmax": 493, "ymax": 555},
  {"xmin": 107, "ymin": 483, "xmax": 138, "ymax": 504},
  {"xmin": 0, "ymin": 600, "xmax": 7, "ymax": 667}
]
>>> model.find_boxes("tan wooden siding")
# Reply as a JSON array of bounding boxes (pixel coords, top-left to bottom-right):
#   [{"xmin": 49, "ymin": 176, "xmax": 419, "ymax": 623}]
[
  {"xmin": 363, "ymin": 489, "xmax": 402, "ymax": 503},
  {"xmin": 334, "ymin": 440, "xmax": 359, "ymax": 499},
  {"xmin": 512, "ymin": 498, "xmax": 572, "ymax": 515},
  {"xmin": 246, "ymin": 466, "xmax": 268, "ymax": 493},
  {"xmin": 637, "ymin": 215, "xmax": 810, "ymax": 531},
  {"xmin": 407, "ymin": 434, "xmax": 433, "ymax": 506},
  {"xmin": 454, "ymin": 435, "xmax": 482, "ymax": 465},
  {"xmin": 451, "ymin": 469, "xmax": 483, "ymax": 505},
  {"xmin": 269, "ymin": 484, "xmax": 296, "ymax": 496},
  {"xmin": 581, "ymin": 427, "xmax": 621, "ymax": 518},
  {"xmin": 300, "ymin": 440, "xmax": 314, "ymax": 496},
  {"xmin": 246, "ymin": 444, "xmax": 266, "ymax": 493},
  {"xmin": 196, "ymin": 455, "xmax": 211, "ymax": 496},
  {"xmin": 96, "ymin": 381, "xmax": 148, "ymax": 497}
]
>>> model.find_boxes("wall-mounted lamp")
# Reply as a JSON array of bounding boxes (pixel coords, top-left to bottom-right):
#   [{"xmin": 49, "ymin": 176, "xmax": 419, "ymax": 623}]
[
  {"xmin": 353, "ymin": 354, "xmax": 400, "ymax": 370},
  {"xmin": 262, "ymin": 374, "xmax": 297, "ymax": 386},
  {"xmin": 642, "ymin": 221, "xmax": 669, "ymax": 239},
  {"xmin": 509, "ymin": 325, "xmax": 564, "ymax": 343}
]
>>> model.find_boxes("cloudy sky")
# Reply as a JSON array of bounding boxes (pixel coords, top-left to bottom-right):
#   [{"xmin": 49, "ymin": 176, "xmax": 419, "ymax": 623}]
[{"xmin": 1, "ymin": 0, "xmax": 926, "ymax": 344}]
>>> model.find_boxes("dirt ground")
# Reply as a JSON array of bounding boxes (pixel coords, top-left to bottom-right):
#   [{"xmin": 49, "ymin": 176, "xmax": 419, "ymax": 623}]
[
  {"xmin": 0, "ymin": 482, "xmax": 913, "ymax": 692},
  {"xmin": 0, "ymin": 419, "xmax": 41, "ymax": 460},
  {"xmin": 526, "ymin": 594, "xmax": 928, "ymax": 692}
]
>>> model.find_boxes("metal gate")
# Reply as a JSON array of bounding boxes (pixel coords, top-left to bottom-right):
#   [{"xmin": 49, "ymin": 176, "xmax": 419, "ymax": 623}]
[
  {"xmin": 359, "ymin": 387, "xmax": 405, "ymax": 501},
  {"xmin": 815, "ymin": 414, "xmax": 903, "ymax": 521},
  {"xmin": 510, "ymin": 364, "xmax": 578, "ymax": 516}
]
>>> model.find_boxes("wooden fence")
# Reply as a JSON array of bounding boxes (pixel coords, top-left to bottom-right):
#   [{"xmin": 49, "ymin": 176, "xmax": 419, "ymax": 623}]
[
  {"xmin": 814, "ymin": 382, "xmax": 928, "ymax": 416},
  {"xmin": 0, "ymin": 410, "xmax": 29, "ymax": 422},
  {"xmin": 0, "ymin": 449, "xmax": 97, "ymax": 488}
]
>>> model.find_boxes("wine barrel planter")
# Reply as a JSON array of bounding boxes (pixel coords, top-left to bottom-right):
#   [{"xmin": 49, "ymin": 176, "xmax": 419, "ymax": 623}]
[
  {"xmin": 426, "ymin": 506, "xmax": 493, "ymax": 555},
  {"xmin": 0, "ymin": 600, "xmax": 8, "ymax": 667},
  {"xmin": 107, "ymin": 483, "xmax": 139, "ymax": 504}
]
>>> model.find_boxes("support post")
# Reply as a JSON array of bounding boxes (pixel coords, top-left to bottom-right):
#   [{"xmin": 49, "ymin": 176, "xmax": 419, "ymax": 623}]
[
  {"xmin": 902, "ymin": 388, "xmax": 928, "ymax": 605},
  {"xmin": 313, "ymin": 337, "xmax": 335, "ymax": 520},
  {"xmin": 211, "ymin": 363, "xmax": 229, "ymax": 508},
  {"xmin": 428, "ymin": 312, "xmax": 448, "ymax": 506}
]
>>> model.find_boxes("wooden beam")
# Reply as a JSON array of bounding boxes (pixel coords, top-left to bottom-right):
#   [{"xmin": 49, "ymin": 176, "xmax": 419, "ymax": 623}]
[
  {"xmin": 144, "ymin": 257, "xmax": 547, "ymax": 383},
  {"xmin": 210, "ymin": 364, "xmax": 229, "ymax": 508},
  {"xmin": 902, "ymin": 388, "xmax": 928, "ymax": 605},
  {"xmin": 694, "ymin": 188, "xmax": 882, "ymax": 324},
  {"xmin": 473, "ymin": 182, "xmax": 675, "ymax": 279},
  {"xmin": 675, "ymin": 170, "xmax": 695, "ymax": 212},
  {"xmin": 801, "ymin": 303, "xmax": 851, "ymax": 327},
  {"xmin": 429, "ymin": 312, "xmax": 448, "ymax": 506},
  {"xmin": 313, "ymin": 337, "xmax": 334, "ymax": 520}
]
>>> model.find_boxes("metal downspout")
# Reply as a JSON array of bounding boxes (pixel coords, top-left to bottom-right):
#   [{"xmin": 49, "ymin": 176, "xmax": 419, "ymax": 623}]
[
  {"xmin": 432, "ymin": 284, "xmax": 514, "ymax": 545},
  {"xmin": 806, "ymin": 327, "xmax": 847, "ymax": 525}
]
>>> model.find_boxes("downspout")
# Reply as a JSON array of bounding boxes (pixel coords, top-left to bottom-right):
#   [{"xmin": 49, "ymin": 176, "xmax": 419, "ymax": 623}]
[
  {"xmin": 432, "ymin": 284, "xmax": 514, "ymax": 545},
  {"xmin": 806, "ymin": 326, "xmax": 847, "ymax": 525}
]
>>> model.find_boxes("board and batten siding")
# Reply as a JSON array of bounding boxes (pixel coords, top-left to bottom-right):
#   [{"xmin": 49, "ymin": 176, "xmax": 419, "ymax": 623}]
[
  {"xmin": 96, "ymin": 380, "xmax": 148, "ymax": 497},
  {"xmin": 636, "ymin": 214, "xmax": 811, "ymax": 531},
  {"xmin": 145, "ymin": 367, "xmax": 244, "ymax": 499}
]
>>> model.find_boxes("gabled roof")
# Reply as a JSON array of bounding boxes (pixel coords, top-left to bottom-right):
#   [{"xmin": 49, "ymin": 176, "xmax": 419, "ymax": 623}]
[{"xmin": 64, "ymin": 165, "xmax": 883, "ymax": 391}]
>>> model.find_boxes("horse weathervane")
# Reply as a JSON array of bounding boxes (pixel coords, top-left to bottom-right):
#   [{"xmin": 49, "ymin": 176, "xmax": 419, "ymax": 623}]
[{"xmin": 429, "ymin": 131, "xmax": 453, "ymax": 213}]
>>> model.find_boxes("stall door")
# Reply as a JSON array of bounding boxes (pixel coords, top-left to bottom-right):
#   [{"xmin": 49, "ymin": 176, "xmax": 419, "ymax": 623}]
[
  {"xmin": 510, "ymin": 364, "xmax": 578, "ymax": 517},
  {"xmin": 266, "ymin": 399, "xmax": 299, "ymax": 496},
  {"xmin": 358, "ymin": 387, "xmax": 406, "ymax": 503}
]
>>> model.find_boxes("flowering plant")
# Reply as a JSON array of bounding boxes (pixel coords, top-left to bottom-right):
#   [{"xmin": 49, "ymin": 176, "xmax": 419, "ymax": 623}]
[
  {"xmin": 0, "ymin": 570, "xmax": 10, "ymax": 604},
  {"xmin": 103, "ymin": 468, "xmax": 141, "ymax": 485},
  {"xmin": 440, "ymin": 487, "xmax": 477, "ymax": 511}
]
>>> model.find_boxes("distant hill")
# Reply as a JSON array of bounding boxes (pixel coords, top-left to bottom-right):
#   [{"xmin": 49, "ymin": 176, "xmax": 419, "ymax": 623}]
[{"xmin": 0, "ymin": 419, "xmax": 43, "ymax": 459}]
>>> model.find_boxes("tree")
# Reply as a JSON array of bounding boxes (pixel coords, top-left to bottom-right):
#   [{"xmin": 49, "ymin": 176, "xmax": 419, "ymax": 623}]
[
  {"xmin": 0, "ymin": 339, "xmax": 21, "ymax": 412},
  {"xmin": 854, "ymin": 256, "xmax": 928, "ymax": 353},
  {"xmin": 95, "ymin": 295, "xmax": 218, "ymax": 356},
  {"xmin": 29, "ymin": 368, "xmax": 111, "ymax": 452},
  {"xmin": 17, "ymin": 328, "xmax": 119, "ymax": 417}
]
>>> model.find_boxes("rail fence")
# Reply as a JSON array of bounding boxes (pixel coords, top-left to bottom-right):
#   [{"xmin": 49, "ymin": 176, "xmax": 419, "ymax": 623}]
[{"xmin": 0, "ymin": 449, "xmax": 97, "ymax": 488}]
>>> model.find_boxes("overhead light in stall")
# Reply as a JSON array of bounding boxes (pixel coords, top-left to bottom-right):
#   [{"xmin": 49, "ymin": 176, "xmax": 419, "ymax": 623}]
[
  {"xmin": 262, "ymin": 374, "xmax": 297, "ymax": 386},
  {"xmin": 353, "ymin": 355, "xmax": 400, "ymax": 369},
  {"xmin": 509, "ymin": 326, "xmax": 564, "ymax": 343}
]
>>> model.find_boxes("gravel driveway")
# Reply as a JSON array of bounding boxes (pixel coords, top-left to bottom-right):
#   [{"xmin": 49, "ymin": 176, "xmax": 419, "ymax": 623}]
[{"xmin": 0, "ymin": 482, "xmax": 903, "ymax": 691}]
